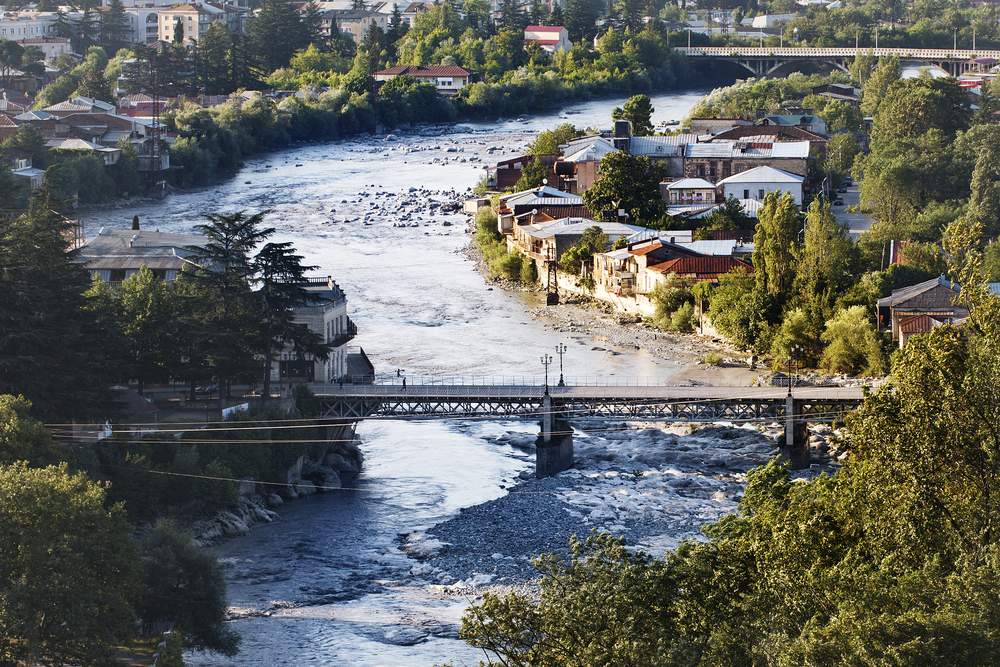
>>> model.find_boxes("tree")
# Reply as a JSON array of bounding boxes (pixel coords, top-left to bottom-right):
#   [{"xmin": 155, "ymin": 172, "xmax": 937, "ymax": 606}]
[
  {"xmin": 528, "ymin": 123, "xmax": 582, "ymax": 155},
  {"xmin": 0, "ymin": 39, "xmax": 24, "ymax": 88},
  {"xmin": 820, "ymin": 304, "xmax": 887, "ymax": 374},
  {"xmin": 100, "ymin": 0, "xmax": 131, "ymax": 54},
  {"xmin": 198, "ymin": 21, "xmax": 236, "ymax": 94},
  {"xmin": 611, "ymin": 94, "xmax": 654, "ymax": 136},
  {"xmin": 0, "ymin": 395, "xmax": 67, "ymax": 467},
  {"xmin": 695, "ymin": 195, "xmax": 751, "ymax": 239},
  {"xmin": 254, "ymin": 241, "xmax": 331, "ymax": 406},
  {"xmin": 514, "ymin": 157, "xmax": 549, "ymax": 191},
  {"xmin": 0, "ymin": 183, "xmax": 121, "ymax": 421},
  {"xmin": 248, "ymin": 0, "xmax": 310, "ymax": 75},
  {"xmin": 117, "ymin": 266, "xmax": 179, "ymax": 396},
  {"xmin": 75, "ymin": 61, "xmax": 113, "ymax": 102},
  {"xmin": 0, "ymin": 462, "xmax": 140, "ymax": 666},
  {"xmin": 182, "ymin": 211, "xmax": 274, "ymax": 399},
  {"xmin": 461, "ymin": 532, "xmax": 680, "ymax": 667},
  {"xmin": 706, "ymin": 267, "xmax": 775, "ymax": 351},
  {"xmin": 137, "ymin": 520, "xmax": 240, "ymax": 656},
  {"xmin": 563, "ymin": 0, "xmax": 599, "ymax": 41},
  {"xmin": 559, "ymin": 225, "xmax": 609, "ymax": 273},
  {"xmin": 582, "ymin": 151, "xmax": 666, "ymax": 225},
  {"xmin": 303, "ymin": 0, "xmax": 327, "ymax": 49},
  {"xmin": 464, "ymin": 0, "xmax": 491, "ymax": 29},
  {"xmin": 751, "ymin": 190, "xmax": 799, "ymax": 300},
  {"xmin": 860, "ymin": 54, "xmax": 901, "ymax": 118}
]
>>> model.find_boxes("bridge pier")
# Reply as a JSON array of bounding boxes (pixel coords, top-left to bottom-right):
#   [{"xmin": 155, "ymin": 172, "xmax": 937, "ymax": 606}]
[
  {"xmin": 536, "ymin": 393, "xmax": 574, "ymax": 477},
  {"xmin": 780, "ymin": 396, "xmax": 810, "ymax": 469}
]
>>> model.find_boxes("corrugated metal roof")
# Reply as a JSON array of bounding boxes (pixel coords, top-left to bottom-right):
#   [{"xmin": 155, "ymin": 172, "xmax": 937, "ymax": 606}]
[
  {"xmin": 717, "ymin": 165, "xmax": 804, "ymax": 184},
  {"xmin": 876, "ymin": 276, "xmax": 959, "ymax": 307},
  {"xmin": 899, "ymin": 313, "xmax": 946, "ymax": 334},
  {"xmin": 769, "ymin": 142, "xmax": 811, "ymax": 158},
  {"xmin": 666, "ymin": 178, "xmax": 716, "ymax": 189},
  {"xmin": 630, "ymin": 135, "xmax": 685, "ymax": 157},
  {"xmin": 685, "ymin": 142, "xmax": 734, "ymax": 158}
]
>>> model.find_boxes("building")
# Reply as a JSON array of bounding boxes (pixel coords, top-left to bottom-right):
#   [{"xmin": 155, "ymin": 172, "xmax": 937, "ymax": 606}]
[
  {"xmin": 682, "ymin": 140, "xmax": 811, "ymax": 183},
  {"xmin": 290, "ymin": 277, "xmax": 357, "ymax": 383},
  {"xmin": 3, "ymin": 147, "xmax": 45, "ymax": 188},
  {"xmin": 77, "ymin": 229, "xmax": 205, "ymax": 285},
  {"xmin": 661, "ymin": 178, "xmax": 718, "ymax": 207},
  {"xmin": 157, "ymin": 2, "xmax": 248, "ymax": 46},
  {"xmin": 876, "ymin": 275, "xmax": 966, "ymax": 348},
  {"xmin": 508, "ymin": 217, "xmax": 645, "ymax": 266},
  {"xmin": 760, "ymin": 113, "xmax": 828, "ymax": 136},
  {"xmin": 716, "ymin": 165, "xmax": 805, "ymax": 207},
  {"xmin": 0, "ymin": 10, "xmax": 65, "ymax": 41},
  {"xmin": 524, "ymin": 25, "xmax": 572, "ymax": 53},
  {"xmin": 122, "ymin": 7, "xmax": 163, "ymax": 44},
  {"xmin": 487, "ymin": 153, "xmax": 557, "ymax": 190},
  {"xmin": 15, "ymin": 36, "xmax": 71, "ymax": 61},
  {"xmin": 373, "ymin": 65, "xmax": 479, "ymax": 95},
  {"xmin": 321, "ymin": 8, "xmax": 388, "ymax": 44},
  {"xmin": 493, "ymin": 186, "xmax": 587, "ymax": 235},
  {"xmin": 553, "ymin": 135, "xmax": 616, "ymax": 193},
  {"xmin": 400, "ymin": 1, "xmax": 434, "ymax": 26}
]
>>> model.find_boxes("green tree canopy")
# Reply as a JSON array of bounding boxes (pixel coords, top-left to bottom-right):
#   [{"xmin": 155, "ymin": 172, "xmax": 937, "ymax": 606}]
[
  {"xmin": 611, "ymin": 94, "xmax": 654, "ymax": 136},
  {"xmin": 582, "ymin": 151, "xmax": 665, "ymax": 226},
  {"xmin": 138, "ymin": 520, "xmax": 240, "ymax": 656},
  {"xmin": 0, "ymin": 462, "xmax": 140, "ymax": 665}
]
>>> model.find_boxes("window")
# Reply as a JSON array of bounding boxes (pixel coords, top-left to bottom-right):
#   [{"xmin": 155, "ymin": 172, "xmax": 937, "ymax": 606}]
[
  {"xmin": 743, "ymin": 189, "xmax": 749, "ymax": 199},
  {"xmin": 758, "ymin": 189, "xmax": 765, "ymax": 199}
]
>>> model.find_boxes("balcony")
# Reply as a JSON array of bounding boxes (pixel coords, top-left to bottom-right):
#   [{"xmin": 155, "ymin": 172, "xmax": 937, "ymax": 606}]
[{"xmin": 329, "ymin": 317, "xmax": 358, "ymax": 347}]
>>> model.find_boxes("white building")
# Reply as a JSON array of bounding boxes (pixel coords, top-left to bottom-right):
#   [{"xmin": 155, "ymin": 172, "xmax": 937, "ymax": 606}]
[
  {"xmin": 716, "ymin": 165, "xmax": 805, "ymax": 207},
  {"xmin": 123, "ymin": 7, "xmax": 163, "ymax": 44},
  {"xmin": 0, "ymin": 10, "xmax": 65, "ymax": 40},
  {"xmin": 524, "ymin": 25, "xmax": 572, "ymax": 54},
  {"xmin": 15, "ymin": 36, "xmax": 70, "ymax": 61}
]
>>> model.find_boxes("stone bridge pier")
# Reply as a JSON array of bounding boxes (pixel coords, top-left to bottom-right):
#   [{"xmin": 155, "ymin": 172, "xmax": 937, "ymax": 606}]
[{"xmin": 536, "ymin": 393, "xmax": 574, "ymax": 477}]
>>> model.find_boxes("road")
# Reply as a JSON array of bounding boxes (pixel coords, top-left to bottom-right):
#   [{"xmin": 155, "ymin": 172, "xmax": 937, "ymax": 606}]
[{"xmin": 830, "ymin": 181, "xmax": 872, "ymax": 239}]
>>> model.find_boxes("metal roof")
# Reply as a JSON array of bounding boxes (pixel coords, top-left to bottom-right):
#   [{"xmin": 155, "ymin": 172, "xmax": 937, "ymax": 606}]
[
  {"xmin": 666, "ymin": 178, "xmax": 716, "ymax": 189},
  {"xmin": 717, "ymin": 165, "xmax": 804, "ymax": 184},
  {"xmin": 685, "ymin": 142, "xmax": 735, "ymax": 158}
]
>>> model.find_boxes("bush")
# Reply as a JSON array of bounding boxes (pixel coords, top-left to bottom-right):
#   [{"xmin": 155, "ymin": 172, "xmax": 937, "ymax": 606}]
[
  {"xmin": 196, "ymin": 459, "xmax": 237, "ymax": 512},
  {"xmin": 669, "ymin": 302, "xmax": 696, "ymax": 332},
  {"xmin": 519, "ymin": 256, "xmax": 537, "ymax": 284},
  {"xmin": 493, "ymin": 250, "xmax": 524, "ymax": 280}
]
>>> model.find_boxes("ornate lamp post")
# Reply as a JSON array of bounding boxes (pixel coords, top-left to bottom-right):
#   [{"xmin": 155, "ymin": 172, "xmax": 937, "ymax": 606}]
[
  {"xmin": 555, "ymin": 343, "xmax": 567, "ymax": 387},
  {"xmin": 541, "ymin": 354, "xmax": 553, "ymax": 394},
  {"xmin": 786, "ymin": 344, "xmax": 803, "ymax": 396}
]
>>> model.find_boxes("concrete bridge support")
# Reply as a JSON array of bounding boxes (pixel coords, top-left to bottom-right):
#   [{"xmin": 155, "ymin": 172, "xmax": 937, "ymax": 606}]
[
  {"xmin": 780, "ymin": 396, "xmax": 810, "ymax": 469},
  {"xmin": 536, "ymin": 393, "xmax": 574, "ymax": 477}
]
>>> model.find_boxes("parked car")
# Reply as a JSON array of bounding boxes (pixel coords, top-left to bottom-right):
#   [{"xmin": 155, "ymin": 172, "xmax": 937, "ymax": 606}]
[
  {"xmin": 843, "ymin": 178, "xmax": 853, "ymax": 186},
  {"xmin": 837, "ymin": 186, "xmax": 847, "ymax": 193},
  {"xmin": 833, "ymin": 198, "xmax": 845, "ymax": 206}
]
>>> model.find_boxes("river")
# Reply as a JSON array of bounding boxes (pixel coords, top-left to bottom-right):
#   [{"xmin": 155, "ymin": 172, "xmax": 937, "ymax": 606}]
[{"xmin": 79, "ymin": 89, "xmax": 713, "ymax": 666}]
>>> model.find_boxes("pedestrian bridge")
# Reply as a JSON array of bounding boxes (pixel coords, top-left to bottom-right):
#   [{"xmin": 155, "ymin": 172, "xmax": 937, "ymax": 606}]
[
  {"xmin": 312, "ymin": 377, "xmax": 869, "ymax": 475},
  {"xmin": 676, "ymin": 46, "xmax": 1000, "ymax": 78}
]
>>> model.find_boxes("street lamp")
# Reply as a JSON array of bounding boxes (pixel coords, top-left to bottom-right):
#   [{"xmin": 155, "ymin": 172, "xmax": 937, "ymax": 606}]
[
  {"xmin": 541, "ymin": 354, "xmax": 553, "ymax": 394},
  {"xmin": 555, "ymin": 343, "xmax": 567, "ymax": 386},
  {"xmin": 786, "ymin": 344, "xmax": 803, "ymax": 397}
]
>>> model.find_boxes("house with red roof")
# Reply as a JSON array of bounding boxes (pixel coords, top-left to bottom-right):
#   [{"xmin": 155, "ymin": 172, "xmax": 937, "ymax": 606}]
[
  {"xmin": 373, "ymin": 65, "xmax": 479, "ymax": 95},
  {"xmin": 524, "ymin": 25, "xmax": 572, "ymax": 53}
]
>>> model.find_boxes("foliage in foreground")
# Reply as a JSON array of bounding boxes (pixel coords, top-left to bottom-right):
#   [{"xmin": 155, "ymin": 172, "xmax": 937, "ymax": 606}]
[{"xmin": 461, "ymin": 238, "xmax": 1000, "ymax": 665}]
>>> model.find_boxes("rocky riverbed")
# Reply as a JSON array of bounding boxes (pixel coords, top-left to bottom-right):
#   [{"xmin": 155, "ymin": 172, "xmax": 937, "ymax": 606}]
[{"xmin": 397, "ymin": 418, "xmax": 849, "ymax": 601}]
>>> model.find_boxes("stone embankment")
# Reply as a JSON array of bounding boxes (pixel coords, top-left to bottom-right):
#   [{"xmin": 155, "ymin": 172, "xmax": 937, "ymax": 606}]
[{"xmin": 189, "ymin": 429, "xmax": 364, "ymax": 546}]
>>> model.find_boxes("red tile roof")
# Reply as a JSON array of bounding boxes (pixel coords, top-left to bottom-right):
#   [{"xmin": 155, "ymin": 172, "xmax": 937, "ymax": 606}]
[
  {"xmin": 648, "ymin": 256, "xmax": 752, "ymax": 281},
  {"xmin": 375, "ymin": 65, "xmax": 476, "ymax": 77}
]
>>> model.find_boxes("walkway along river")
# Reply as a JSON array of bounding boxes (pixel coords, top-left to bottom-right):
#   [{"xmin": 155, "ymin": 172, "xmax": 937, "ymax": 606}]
[{"xmin": 80, "ymin": 90, "xmax": 730, "ymax": 666}]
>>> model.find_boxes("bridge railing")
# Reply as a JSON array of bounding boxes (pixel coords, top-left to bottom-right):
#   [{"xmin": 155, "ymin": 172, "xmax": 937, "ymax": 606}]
[
  {"xmin": 675, "ymin": 46, "xmax": 1000, "ymax": 59},
  {"xmin": 322, "ymin": 375, "xmax": 879, "ymax": 388}
]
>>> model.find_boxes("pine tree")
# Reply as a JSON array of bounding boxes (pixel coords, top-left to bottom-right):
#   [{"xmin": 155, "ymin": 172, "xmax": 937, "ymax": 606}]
[
  {"xmin": 303, "ymin": 0, "xmax": 327, "ymax": 50},
  {"xmin": 100, "ymin": 0, "xmax": 131, "ymax": 54},
  {"xmin": 0, "ymin": 180, "xmax": 122, "ymax": 421},
  {"xmin": 182, "ymin": 211, "xmax": 275, "ymax": 401},
  {"xmin": 247, "ymin": 0, "xmax": 310, "ymax": 75},
  {"xmin": 254, "ymin": 242, "xmax": 330, "ymax": 405},
  {"xmin": 198, "ymin": 21, "xmax": 235, "ymax": 94}
]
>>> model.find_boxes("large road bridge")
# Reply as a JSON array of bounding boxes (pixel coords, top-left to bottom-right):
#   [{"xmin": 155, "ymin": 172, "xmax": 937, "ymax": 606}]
[
  {"xmin": 675, "ymin": 46, "xmax": 1000, "ymax": 78},
  {"xmin": 312, "ymin": 378, "xmax": 868, "ymax": 475}
]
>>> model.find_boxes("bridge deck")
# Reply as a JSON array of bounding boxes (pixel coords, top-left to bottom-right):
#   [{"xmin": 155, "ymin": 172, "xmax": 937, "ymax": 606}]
[
  {"xmin": 312, "ymin": 383, "xmax": 865, "ymax": 422},
  {"xmin": 676, "ymin": 46, "xmax": 1000, "ymax": 59}
]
